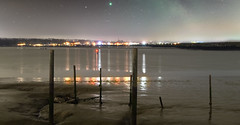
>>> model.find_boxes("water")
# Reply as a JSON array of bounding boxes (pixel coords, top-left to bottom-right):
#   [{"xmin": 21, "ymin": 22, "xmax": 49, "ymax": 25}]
[{"xmin": 0, "ymin": 47, "xmax": 240, "ymax": 124}]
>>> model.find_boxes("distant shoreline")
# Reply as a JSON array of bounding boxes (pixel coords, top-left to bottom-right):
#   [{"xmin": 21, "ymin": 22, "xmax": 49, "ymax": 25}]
[
  {"xmin": 1, "ymin": 37, "xmax": 240, "ymax": 50},
  {"xmin": 3, "ymin": 45, "xmax": 240, "ymax": 51}
]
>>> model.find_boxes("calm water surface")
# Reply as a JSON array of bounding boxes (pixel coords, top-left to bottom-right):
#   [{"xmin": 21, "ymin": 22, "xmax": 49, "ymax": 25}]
[{"xmin": 1, "ymin": 47, "xmax": 240, "ymax": 82}]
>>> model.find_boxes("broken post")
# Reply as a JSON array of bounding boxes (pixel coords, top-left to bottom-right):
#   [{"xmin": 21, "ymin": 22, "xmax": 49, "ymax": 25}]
[
  {"xmin": 73, "ymin": 65, "xmax": 77, "ymax": 104},
  {"xmin": 49, "ymin": 50, "xmax": 54, "ymax": 125},
  {"xmin": 159, "ymin": 96, "xmax": 164, "ymax": 109},
  {"xmin": 129, "ymin": 75, "xmax": 133, "ymax": 107},
  {"xmin": 209, "ymin": 75, "xmax": 212, "ymax": 120},
  {"xmin": 99, "ymin": 68, "xmax": 102, "ymax": 105},
  {"xmin": 209, "ymin": 75, "xmax": 212, "ymax": 109},
  {"xmin": 131, "ymin": 48, "xmax": 138, "ymax": 125}
]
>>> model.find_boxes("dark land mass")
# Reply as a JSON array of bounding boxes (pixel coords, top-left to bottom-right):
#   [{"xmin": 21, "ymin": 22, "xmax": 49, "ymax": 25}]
[
  {"xmin": 175, "ymin": 42, "xmax": 240, "ymax": 50},
  {"xmin": 1, "ymin": 38, "xmax": 240, "ymax": 50}
]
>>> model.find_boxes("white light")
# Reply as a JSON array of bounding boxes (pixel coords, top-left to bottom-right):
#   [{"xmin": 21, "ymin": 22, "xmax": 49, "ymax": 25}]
[
  {"xmin": 98, "ymin": 41, "xmax": 102, "ymax": 45},
  {"xmin": 97, "ymin": 77, "xmax": 100, "ymax": 81},
  {"xmin": 158, "ymin": 76, "xmax": 162, "ymax": 80},
  {"xmin": 142, "ymin": 53, "xmax": 146, "ymax": 74},
  {"xmin": 142, "ymin": 41, "xmax": 146, "ymax": 45},
  {"xmin": 140, "ymin": 77, "xmax": 147, "ymax": 81}
]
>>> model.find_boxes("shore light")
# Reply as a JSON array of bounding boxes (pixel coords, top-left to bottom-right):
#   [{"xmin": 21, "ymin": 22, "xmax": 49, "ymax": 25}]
[{"xmin": 142, "ymin": 41, "xmax": 147, "ymax": 45}]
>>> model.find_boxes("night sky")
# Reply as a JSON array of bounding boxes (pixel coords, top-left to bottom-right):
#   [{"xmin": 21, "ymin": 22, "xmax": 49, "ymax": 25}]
[{"xmin": 0, "ymin": 0, "xmax": 239, "ymax": 41}]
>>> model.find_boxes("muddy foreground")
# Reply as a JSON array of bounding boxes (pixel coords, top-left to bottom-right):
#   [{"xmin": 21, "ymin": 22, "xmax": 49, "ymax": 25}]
[{"xmin": 0, "ymin": 82, "xmax": 131, "ymax": 125}]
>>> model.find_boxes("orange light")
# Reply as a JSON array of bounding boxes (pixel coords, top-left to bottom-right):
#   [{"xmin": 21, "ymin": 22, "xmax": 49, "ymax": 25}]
[
  {"xmin": 76, "ymin": 77, "xmax": 81, "ymax": 82},
  {"xmin": 115, "ymin": 77, "xmax": 120, "ymax": 82},
  {"xmin": 85, "ymin": 42, "xmax": 90, "ymax": 45},
  {"xmin": 123, "ymin": 77, "xmax": 130, "ymax": 82},
  {"xmin": 33, "ymin": 44, "xmax": 43, "ymax": 47},
  {"xmin": 64, "ymin": 77, "xmax": 71, "ymax": 82},
  {"xmin": 64, "ymin": 77, "xmax": 71, "ymax": 84},
  {"xmin": 95, "ymin": 49, "xmax": 99, "ymax": 53},
  {"xmin": 17, "ymin": 43, "xmax": 26, "ymax": 46},
  {"xmin": 124, "ymin": 42, "xmax": 129, "ymax": 46},
  {"xmin": 64, "ymin": 42, "xmax": 70, "ymax": 46}
]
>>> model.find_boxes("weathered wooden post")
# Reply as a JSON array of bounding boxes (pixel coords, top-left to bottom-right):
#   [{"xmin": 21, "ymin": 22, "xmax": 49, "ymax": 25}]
[
  {"xmin": 131, "ymin": 48, "xmax": 138, "ymax": 125},
  {"xmin": 159, "ymin": 96, "xmax": 164, "ymax": 109},
  {"xmin": 73, "ymin": 65, "xmax": 77, "ymax": 104},
  {"xmin": 129, "ymin": 75, "xmax": 133, "ymax": 107},
  {"xmin": 99, "ymin": 68, "xmax": 102, "ymax": 105},
  {"xmin": 209, "ymin": 75, "xmax": 212, "ymax": 120},
  {"xmin": 49, "ymin": 50, "xmax": 54, "ymax": 125}
]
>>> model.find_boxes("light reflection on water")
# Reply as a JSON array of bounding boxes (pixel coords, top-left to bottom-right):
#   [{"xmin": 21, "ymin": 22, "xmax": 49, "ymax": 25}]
[
  {"xmin": 140, "ymin": 76, "xmax": 147, "ymax": 91},
  {"xmin": 61, "ymin": 76, "xmax": 157, "ymax": 91},
  {"xmin": 65, "ymin": 48, "xmax": 70, "ymax": 71},
  {"xmin": 142, "ymin": 53, "xmax": 146, "ymax": 74},
  {"xmin": 16, "ymin": 75, "xmax": 161, "ymax": 92},
  {"xmin": 107, "ymin": 49, "xmax": 110, "ymax": 71},
  {"xmin": 98, "ymin": 49, "xmax": 101, "ymax": 70},
  {"xmin": 3, "ymin": 47, "xmax": 163, "ymax": 85}
]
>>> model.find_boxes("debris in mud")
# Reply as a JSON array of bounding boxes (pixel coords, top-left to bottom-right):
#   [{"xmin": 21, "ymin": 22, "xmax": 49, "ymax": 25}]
[
  {"xmin": 54, "ymin": 95, "xmax": 100, "ymax": 104},
  {"xmin": 38, "ymin": 105, "xmax": 73, "ymax": 123}
]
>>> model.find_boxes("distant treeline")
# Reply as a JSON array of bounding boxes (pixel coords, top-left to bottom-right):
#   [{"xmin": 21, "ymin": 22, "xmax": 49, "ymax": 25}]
[
  {"xmin": 0, "ymin": 38, "xmax": 92, "ymax": 47},
  {"xmin": 0, "ymin": 38, "xmax": 68, "ymax": 47},
  {"xmin": 175, "ymin": 42, "xmax": 240, "ymax": 50},
  {"xmin": 148, "ymin": 42, "xmax": 240, "ymax": 50}
]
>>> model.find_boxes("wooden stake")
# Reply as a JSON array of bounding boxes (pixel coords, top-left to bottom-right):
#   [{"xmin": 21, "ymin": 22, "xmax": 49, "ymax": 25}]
[
  {"xmin": 49, "ymin": 50, "xmax": 54, "ymax": 125},
  {"xmin": 99, "ymin": 68, "xmax": 102, "ymax": 105},
  {"xmin": 209, "ymin": 75, "xmax": 212, "ymax": 107},
  {"xmin": 131, "ymin": 48, "xmax": 138, "ymax": 125},
  {"xmin": 73, "ymin": 65, "xmax": 77, "ymax": 104},
  {"xmin": 129, "ymin": 75, "xmax": 133, "ymax": 107},
  {"xmin": 209, "ymin": 75, "xmax": 212, "ymax": 120},
  {"xmin": 159, "ymin": 96, "xmax": 164, "ymax": 109}
]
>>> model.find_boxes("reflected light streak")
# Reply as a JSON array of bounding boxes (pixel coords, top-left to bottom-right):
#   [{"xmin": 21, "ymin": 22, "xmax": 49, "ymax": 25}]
[
  {"xmin": 107, "ymin": 49, "xmax": 111, "ymax": 71},
  {"xmin": 92, "ymin": 49, "xmax": 95, "ymax": 71},
  {"xmin": 19, "ymin": 50, "xmax": 23, "ymax": 74},
  {"xmin": 76, "ymin": 49, "xmax": 80, "ymax": 70},
  {"xmin": 125, "ymin": 50, "xmax": 129, "ymax": 72},
  {"xmin": 140, "ymin": 77, "xmax": 147, "ymax": 91},
  {"xmin": 33, "ymin": 77, "xmax": 42, "ymax": 82},
  {"xmin": 142, "ymin": 53, "xmax": 146, "ymax": 74},
  {"xmin": 129, "ymin": 50, "xmax": 132, "ymax": 72},
  {"xmin": 86, "ymin": 49, "xmax": 89, "ymax": 70},
  {"xmin": 98, "ymin": 49, "xmax": 101, "ymax": 70},
  {"xmin": 66, "ymin": 48, "xmax": 70, "ymax": 71},
  {"xmin": 116, "ymin": 51, "xmax": 120, "ymax": 72}
]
